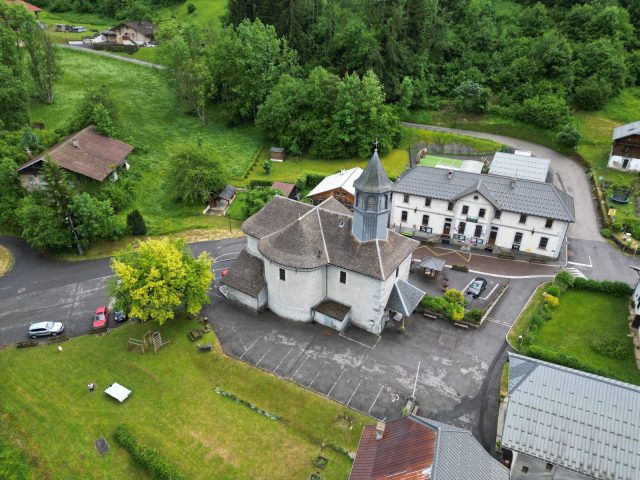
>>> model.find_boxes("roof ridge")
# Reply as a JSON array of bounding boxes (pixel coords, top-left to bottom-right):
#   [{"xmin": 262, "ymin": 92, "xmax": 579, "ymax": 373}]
[
  {"xmin": 375, "ymin": 240, "xmax": 385, "ymax": 279},
  {"xmin": 509, "ymin": 352, "xmax": 640, "ymax": 392},
  {"xmin": 549, "ymin": 185, "xmax": 575, "ymax": 222},
  {"xmin": 316, "ymin": 208, "xmax": 330, "ymax": 263}
]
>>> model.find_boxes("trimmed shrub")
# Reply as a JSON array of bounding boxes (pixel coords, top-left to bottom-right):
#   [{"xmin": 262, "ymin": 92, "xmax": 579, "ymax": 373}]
[
  {"xmin": 544, "ymin": 294, "xmax": 560, "ymax": 308},
  {"xmin": 525, "ymin": 346, "xmax": 610, "ymax": 377},
  {"xmin": 114, "ymin": 425, "xmax": 184, "ymax": 480},
  {"xmin": 572, "ymin": 277, "xmax": 632, "ymax": 297},
  {"xmin": 295, "ymin": 171, "xmax": 326, "ymax": 189},
  {"xmin": 545, "ymin": 285, "xmax": 561, "ymax": 297},
  {"xmin": 465, "ymin": 308, "xmax": 483, "ymax": 323},
  {"xmin": 93, "ymin": 43, "xmax": 139, "ymax": 54},
  {"xmin": 248, "ymin": 179, "xmax": 273, "ymax": 188},
  {"xmin": 127, "ymin": 209, "xmax": 147, "ymax": 236},
  {"xmin": 553, "ymin": 271, "xmax": 575, "ymax": 292},
  {"xmin": 590, "ymin": 338, "xmax": 628, "ymax": 360},
  {"xmin": 556, "ymin": 124, "xmax": 581, "ymax": 148},
  {"xmin": 451, "ymin": 264, "xmax": 469, "ymax": 272},
  {"xmin": 600, "ymin": 228, "xmax": 612, "ymax": 238}
]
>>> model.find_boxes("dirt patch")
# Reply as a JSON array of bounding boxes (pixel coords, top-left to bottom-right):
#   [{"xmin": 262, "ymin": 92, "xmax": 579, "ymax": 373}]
[{"xmin": 0, "ymin": 245, "xmax": 14, "ymax": 277}]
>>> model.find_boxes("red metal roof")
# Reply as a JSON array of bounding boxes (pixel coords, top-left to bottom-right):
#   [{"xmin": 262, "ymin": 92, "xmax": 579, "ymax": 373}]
[
  {"xmin": 349, "ymin": 417, "xmax": 436, "ymax": 480},
  {"xmin": 4, "ymin": 0, "xmax": 42, "ymax": 12}
]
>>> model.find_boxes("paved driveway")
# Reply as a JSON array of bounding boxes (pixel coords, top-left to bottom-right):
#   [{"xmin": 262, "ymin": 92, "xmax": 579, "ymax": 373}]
[{"xmin": 207, "ymin": 274, "xmax": 541, "ymax": 449}]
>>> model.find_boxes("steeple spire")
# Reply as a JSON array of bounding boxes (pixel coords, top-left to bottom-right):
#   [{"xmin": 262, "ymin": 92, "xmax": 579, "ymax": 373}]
[{"xmin": 353, "ymin": 148, "xmax": 394, "ymax": 194}]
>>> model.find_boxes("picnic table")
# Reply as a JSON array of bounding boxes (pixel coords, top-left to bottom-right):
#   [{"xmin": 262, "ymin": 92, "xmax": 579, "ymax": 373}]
[{"xmin": 187, "ymin": 329, "xmax": 202, "ymax": 341}]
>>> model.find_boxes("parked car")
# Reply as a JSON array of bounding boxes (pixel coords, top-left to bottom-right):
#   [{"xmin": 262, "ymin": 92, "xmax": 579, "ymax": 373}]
[
  {"xmin": 28, "ymin": 321, "xmax": 64, "ymax": 339},
  {"xmin": 114, "ymin": 311, "xmax": 128, "ymax": 323},
  {"xmin": 93, "ymin": 306, "xmax": 109, "ymax": 328},
  {"xmin": 467, "ymin": 277, "xmax": 487, "ymax": 298}
]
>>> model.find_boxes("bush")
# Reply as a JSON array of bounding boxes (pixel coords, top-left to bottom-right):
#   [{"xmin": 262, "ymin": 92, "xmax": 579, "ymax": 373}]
[
  {"xmin": 553, "ymin": 271, "xmax": 575, "ymax": 292},
  {"xmin": 114, "ymin": 425, "xmax": 184, "ymax": 480},
  {"xmin": 187, "ymin": 3, "xmax": 195, "ymax": 13},
  {"xmin": 600, "ymin": 228, "xmax": 612, "ymax": 238},
  {"xmin": 517, "ymin": 94, "xmax": 569, "ymax": 129},
  {"xmin": 248, "ymin": 179, "xmax": 273, "ymax": 188},
  {"xmin": 465, "ymin": 308, "xmax": 483, "ymax": 323},
  {"xmin": 93, "ymin": 43, "xmax": 139, "ymax": 54},
  {"xmin": 556, "ymin": 124, "xmax": 581, "ymax": 148},
  {"xmin": 545, "ymin": 285, "xmax": 561, "ymax": 297},
  {"xmin": 544, "ymin": 294, "xmax": 560, "ymax": 307},
  {"xmin": 451, "ymin": 264, "xmax": 469, "ymax": 272},
  {"xmin": 590, "ymin": 338, "xmax": 628, "ymax": 360},
  {"xmin": 573, "ymin": 76, "xmax": 612, "ymax": 111},
  {"xmin": 526, "ymin": 345, "xmax": 610, "ymax": 377},
  {"xmin": 127, "ymin": 209, "xmax": 147, "ymax": 236},
  {"xmin": 572, "ymin": 277, "xmax": 632, "ymax": 297},
  {"xmin": 295, "ymin": 171, "xmax": 326, "ymax": 189}
]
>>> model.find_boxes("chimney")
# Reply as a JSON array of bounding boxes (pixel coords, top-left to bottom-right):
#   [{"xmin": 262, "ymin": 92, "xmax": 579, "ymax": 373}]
[
  {"xmin": 72, "ymin": 138, "xmax": 79, "ymax": 148},
  {"xmin": 447, "ymin": 170, "xmax": 453, "ymax": 179},
  {"xmin": 375, "ymin": 421, "xmax": 386, "ymax": 440},
  {"xmin": 511, "ymin": 177, "xmax": 516, "ymax": 189}
]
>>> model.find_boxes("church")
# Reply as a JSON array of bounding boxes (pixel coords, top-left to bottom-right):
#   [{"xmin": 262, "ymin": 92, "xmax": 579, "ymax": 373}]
[{"xmin": 220, "ymin": 149, "xmax": 424, "ymax": 334}]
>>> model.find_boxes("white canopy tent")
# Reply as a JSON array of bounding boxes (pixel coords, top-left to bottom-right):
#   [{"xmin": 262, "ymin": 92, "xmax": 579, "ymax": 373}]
[{"xmin": 104, "ymin": 383, "xmax": 132, "ymax": 403}]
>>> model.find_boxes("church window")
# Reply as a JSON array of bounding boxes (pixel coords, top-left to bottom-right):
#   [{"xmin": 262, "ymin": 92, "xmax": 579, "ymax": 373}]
[
  {"xmin": 279, "ymin": 268, "xmax": 285, "ymax": 281},
  {"xmin": 340, "ymin": 271, "xmax": 347, "ymax": 284}
]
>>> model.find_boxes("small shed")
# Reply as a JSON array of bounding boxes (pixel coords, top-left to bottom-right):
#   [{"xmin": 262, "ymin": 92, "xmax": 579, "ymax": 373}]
[
  {"xmin": 207, "ymin": 185, "xmax": 237, "ymax": 214},
  {"xmin": 270, "ymin": 147, "xmax": 286, "ymax": 162},
  {"xmin": 418, "ymin": 256, "xmax": 446, "ymax": 279},
  {"xmin": 272, "ymin": 181, "xmax": 298, "ymax": 199}
]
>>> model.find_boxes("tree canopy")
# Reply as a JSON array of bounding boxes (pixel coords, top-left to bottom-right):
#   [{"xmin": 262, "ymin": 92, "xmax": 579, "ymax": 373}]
[{"xmin": 110, "ymin": 238, "xmax": 214, "ymax": 325}]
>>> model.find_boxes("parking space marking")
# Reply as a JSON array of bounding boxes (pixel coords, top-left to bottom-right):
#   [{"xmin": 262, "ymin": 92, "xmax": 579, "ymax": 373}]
[
  {"xmin": 256, "ymin": 345, "xmax": 275, "ymax": 366},
  {"xmin": 339, "ymin": 332, "xmax": 381, "ymax": 350},
  {"xmin": 327, "ymin": 368, "xmax": 345, "ymax": 396},
  {"xmin": 412, "ymin": 361, "xmax": 421, "ymax": 397},
  {"xmin": 347, "ymin": 378, "xmax": 365, "ymax": 406},
  {"xmin": 273, "ymin": 347, "xmax": 294, "ymax": 373},
  {"xmin": 290, "ymin": 352, "xmax": 311, "ymax": 379},
  {"xmin": 239, "ymin": 337, "xmax": 260, "ymax": 358},
  {"xmin": 461, "ymin": 279, "xmax": 475, "ymax": 295},
  {"xmin": 369, "ymin": 385, "xmax": 386, "ymax": 413},
  {"xmin": 480, "ymin": 282, "xmax": 499, "ymax": 300},
  {"xmin": 309, "ymin": 363, "xmax": 327, "ymax": 388},
  {"xmin": 486, "ymin": 317, "xmax": 511, "ymax": 327}
]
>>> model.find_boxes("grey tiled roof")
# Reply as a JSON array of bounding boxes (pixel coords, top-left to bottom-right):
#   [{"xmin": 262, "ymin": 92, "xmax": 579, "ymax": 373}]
[
  {"xmin": 386, "ymin": 280, "xmax": 424, "ymax": 316},
  {"xmin": 412, "ymin": 416, "xmax": 510, "ymax": 480},
  {"xmin": 394, "ymin": 167, "xmax": 575, "ymax": 222},
  {"xmin": 216, "ymin": 185, "xmax": 236, "ymax": 201},
  {"xmin": 255, "ymin": 197, "xmax": 418, "ymax": 280},
  {"xmin": 220, "ymin": 249, "xmax": 265, "ymax": 297},
  {"xmin": 489, "ymin": 152, "xmax": 550, "ymax": 183},
  {"xmin": 503, "ymin": 353, "xmax": 640, "ymax": 479},
  {"xmin": 241, "ymin": 196, "xmax": 313, "ymax": 238},
  {"xmin": 419, "ymin": 256, "xmax": 446, "ymax": 272},
  {"xmin": 613, "ymin": 121, "xmax": 640, "ymax": 140},
  {"xmin": 353, "ymin": 149, "xmax": 394, "ymax": 194}
]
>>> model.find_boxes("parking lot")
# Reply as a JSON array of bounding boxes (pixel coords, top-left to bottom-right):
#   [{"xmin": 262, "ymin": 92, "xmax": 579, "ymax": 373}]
[{"xmin": 207, "ymin": 271, "xmax": 541, "ymax": 447}]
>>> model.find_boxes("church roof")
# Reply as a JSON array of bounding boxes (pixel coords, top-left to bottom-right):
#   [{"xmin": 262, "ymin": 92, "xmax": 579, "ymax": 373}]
[
  {"xmin": 220, "ymin": 249, "xmax": 266, "ymax": 297},
  {"xmin": 353, "ymin": 149, "xmax": 394, "ymax": 194},
  {"xmin": 254, "ymin": 197, "xmax": 418, "ymax": 280}
]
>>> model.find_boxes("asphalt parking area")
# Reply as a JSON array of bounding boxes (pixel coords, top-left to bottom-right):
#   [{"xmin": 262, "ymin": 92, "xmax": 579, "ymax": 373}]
[{"xmin": 206, "ymin": 276, "xmax": 541, "ymax": 441}]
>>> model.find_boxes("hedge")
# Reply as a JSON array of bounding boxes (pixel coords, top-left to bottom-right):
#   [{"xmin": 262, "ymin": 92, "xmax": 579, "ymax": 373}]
[
  {"xmin": 248, "ymin": 179, "xmax": 273, "ymax": 188},
  {"xmin": 113, "ymin": 425, "xmax": 184, "ymax": 480},
  {"xmin": 571, "ymin": 277, "xmax": 632, "ymax": 297},
  {"xmin": 295, "ymin": 171, "xmax": 326, "ymax": 189},
  {"xmin": 93, "ymin": 43, "xmax": 139, "ymax": 54},
  {"xmin": 526, "ymin": 345, "xmax": 610, "ymax": 377}
]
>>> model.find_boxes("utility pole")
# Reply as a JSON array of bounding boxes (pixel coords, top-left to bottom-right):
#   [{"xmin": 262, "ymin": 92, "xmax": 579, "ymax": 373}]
[{"xmin": 66, "ymin": 211, "xmax": 83, "ymax": 256}]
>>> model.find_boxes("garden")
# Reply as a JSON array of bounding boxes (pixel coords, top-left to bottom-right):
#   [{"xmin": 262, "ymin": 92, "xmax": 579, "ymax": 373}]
[
  {"xmin": 419, "ymin": 288, "xmax": 485, "ymax": 326},
  {"xmin": 0, "ymin": 317, "xmax": 368, "ymax": 479},
  {"xmin": 508, "ymin": 272, "xmax": 640, "ymax": 385}
]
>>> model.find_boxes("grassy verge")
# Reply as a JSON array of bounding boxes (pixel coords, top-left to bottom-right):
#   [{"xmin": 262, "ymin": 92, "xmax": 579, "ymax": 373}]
[
  {"xmin": 0, "ymin": 317, "xmax": 369, "ymax": 479},
  {"xmin": 499, "ymin": 362, "xmax": 509, "ymax": 402},
  {"xmin": 506, "ymin": 283, "xmax": 548, "ymax": 349},
  {"xmin": 399, "ymin": 125, "xmax": 503, "ymax": 154},
  {"xmin": 31, "ymin": 49, "xmax": 261, "ymax": 235},
  {"xmin": 528, "ymin": 290, "xmax": 639, "ymax": 384},
  {"xmin": 0, "ymin": 245, "xmax": 14, "ymax": 277}
]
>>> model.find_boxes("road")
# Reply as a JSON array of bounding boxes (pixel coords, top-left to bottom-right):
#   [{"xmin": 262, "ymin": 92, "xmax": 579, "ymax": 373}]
[{"xmin": 58, "ymin": 44, "xmax": 165, "ymax": 69}]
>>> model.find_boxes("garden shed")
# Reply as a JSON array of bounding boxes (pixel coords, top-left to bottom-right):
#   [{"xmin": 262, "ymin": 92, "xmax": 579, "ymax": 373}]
[{"xmin": 270, "ymin": 147, "xmax": 286, "ymax": 162}]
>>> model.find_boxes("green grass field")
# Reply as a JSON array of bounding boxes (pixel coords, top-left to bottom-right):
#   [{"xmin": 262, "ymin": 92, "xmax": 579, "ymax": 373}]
[
  {"xmin": 522, "ymin": 290, "xmax": 640, "ymax": 385},
  {"xmin": 31, "ymin": 48, "xmax": 261, "ymax": 235},
  {"xmin": 0, "ymin": 318, "xmax": 369, "ymax": 479},
  {"xmin": 418, "ymin": 155, "xmax": 463, "ymax": 167}
]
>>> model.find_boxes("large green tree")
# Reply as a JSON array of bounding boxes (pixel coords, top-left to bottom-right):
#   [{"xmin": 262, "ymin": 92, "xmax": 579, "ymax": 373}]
[
  {"xmin": 167, "ymin": 143, "xmax": 228, "ymax": 205},
  {"xmin": 109, "ymin": 238, "xmax": 214, "ymax": 325},
  {"xmin": 0, "ymin": 158, "xmax": 25, "ymax": 233}
]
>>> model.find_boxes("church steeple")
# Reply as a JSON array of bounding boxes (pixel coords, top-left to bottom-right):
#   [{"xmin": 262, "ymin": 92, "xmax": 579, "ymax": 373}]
[{"xmin": 352, "ymin": 147, "xmax": 393, "ymax": 242}]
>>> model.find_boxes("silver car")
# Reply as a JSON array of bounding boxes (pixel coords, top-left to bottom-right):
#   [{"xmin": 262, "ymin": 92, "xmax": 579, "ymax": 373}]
[
  {"xmin": 28, "ymin": 321, "xmax": 64, "ymax": 339},
  {"xmin": 467, "ymin": 278, "xmax": 488, "ymax": 298}
]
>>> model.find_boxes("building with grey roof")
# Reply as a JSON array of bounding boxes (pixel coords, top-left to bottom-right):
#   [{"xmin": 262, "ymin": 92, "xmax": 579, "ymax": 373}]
[
  {"xmin": 221, "ymin": 150, "xmax": 424, "ymax": 334},
  {"xmin": 489, "ymin": 151, "xmax": 551, "ymax": 183},
  {"xmin": 350, "ymin": 415, "xmax": 509, "ymax": 480},
  {"xmin": 500, "ymin": 353, "xmax": 640, "ymax": 480},
  {"xmin": 391, "ymin": 166, "xmax": 574, "ymax": 259},
  {"xmin": 608, "ymin": 120, "xmax": 640, "ymax": 172}
]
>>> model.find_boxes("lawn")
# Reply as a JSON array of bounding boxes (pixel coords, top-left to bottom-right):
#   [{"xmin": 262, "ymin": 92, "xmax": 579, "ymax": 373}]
[
  {"xmin": 0, "ymin": 245, "xmax": 13, "ymax": 277},
  {"xmin": 522, "ymin": 289, "xmax": 640, "ymax": 385},
  {"xmin": 31, "ymin": 48, "xmax": 261, "ymax": 235},
  {"xmin": 0, "ymin": 317, "xmax": 369, "ymax": 479},
  {"xmin": 419, "ymin": 155, "xmax": 463, "ymax": 167}
]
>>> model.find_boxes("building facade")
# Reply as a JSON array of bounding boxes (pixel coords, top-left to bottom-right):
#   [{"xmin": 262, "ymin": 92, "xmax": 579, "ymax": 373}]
[
  {"xmin": 221, "ymin": 151, "xmax": 423, "ymax": 334},
  {"xmin": 307, "ymin": 167, "xmax": 362, "ymax": 208},
  {"xmin": 391, "ymin": 167, "xmax": 574, "ymax": 259},
  {"xmin": 608, "ymin": 121, "xmax": 640, "ymax": 171}
]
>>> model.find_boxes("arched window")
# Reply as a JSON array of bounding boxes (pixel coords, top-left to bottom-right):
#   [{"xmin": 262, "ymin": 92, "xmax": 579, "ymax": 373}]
[
  {"xmin": 384, "ymin": 195, "xmax": 388, "ymax": 209},
  {"xmin": 367, "ymin": 196, "xmax": 377, "ymax": 211}
]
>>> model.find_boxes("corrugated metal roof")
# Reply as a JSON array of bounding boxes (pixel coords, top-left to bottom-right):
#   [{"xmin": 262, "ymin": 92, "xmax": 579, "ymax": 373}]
[
  {"xmin": 489, "ymin": 152, "xmax": 550, "ymax": 183},
  {"xmin": 416, "ymin": 418, "xmax": 509, "ymax": 480},
  {"xmin": 307, "ymin": 167, "xmax": 363, "ymax": 197},
  {"xmin": 613, "ymin": 121, "xmax": 640, "ymax": 140},
  {"xmin": 394, "ymin": 167, "xmax": 575, "ymax": 222},
  {"xmin": 503, "ymin": 353, "xmax": 640, "ymax": 479}
]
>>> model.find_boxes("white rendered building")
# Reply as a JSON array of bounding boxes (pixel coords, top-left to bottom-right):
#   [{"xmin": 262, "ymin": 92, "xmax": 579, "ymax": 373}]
[
  {"xmin": 221, "ymin": 151, "xmax": 424, "ymax": 334},
  {"xmin": 390, "ymin": 167, "xmax": 574, "ymax": 259},
  {"xmin": 607, "ymin": 120, "xmax": 640, "ymax": 171}
]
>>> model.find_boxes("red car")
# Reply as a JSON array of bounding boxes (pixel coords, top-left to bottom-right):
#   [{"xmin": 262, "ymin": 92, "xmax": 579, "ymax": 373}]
[
  {"xmin": 221, "ymin": 268, "xmax": 230, "ymax": 277},
  {"xmin": 93, "ymin": 306, "xmax": 109, "ymax": 328}
]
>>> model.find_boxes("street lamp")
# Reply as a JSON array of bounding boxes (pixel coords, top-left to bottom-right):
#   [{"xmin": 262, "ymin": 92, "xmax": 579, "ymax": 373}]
[{"xmin": 65, "ymin": 211, "xmax": 84, "ymax": 256}]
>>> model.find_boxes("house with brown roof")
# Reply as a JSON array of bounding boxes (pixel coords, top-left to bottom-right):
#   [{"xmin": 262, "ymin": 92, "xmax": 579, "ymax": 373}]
[
  {"xmin": 220, "ymin": 149, "xmax": 424, "ymax": 334},
  {"xmin": 4, "ymin": 0, "xmax": 41, "ymax": 16},
  {"xmin": 350, "ymin": 415, "xmax": 509, "ymax": 480},
  {"xmin": 103, "ymin": 21, "xmax": 156, "ymax": 46},
  {"xmin": 271, "ymin": 181, "xmax": 299, "ymax": 199},
  {"xmin": 17, "ymin": 126, "xmax": 133, "ymax": 190}
]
